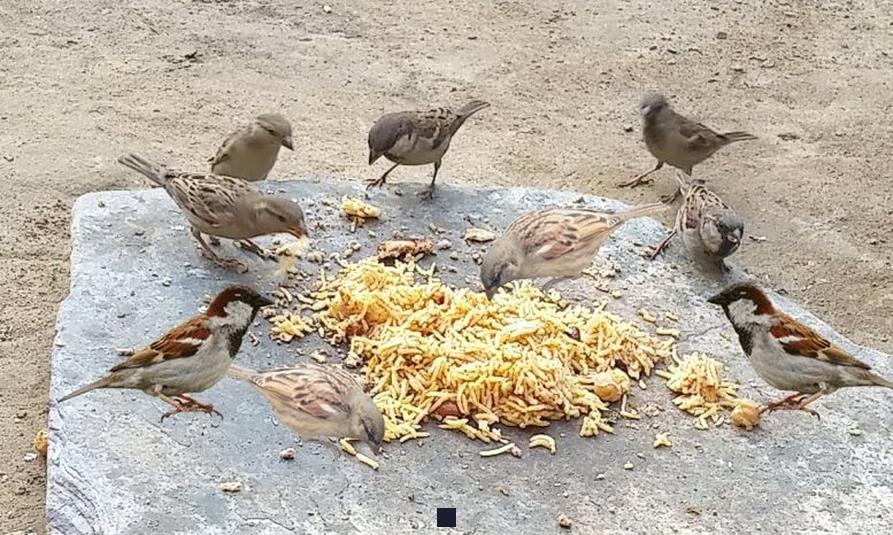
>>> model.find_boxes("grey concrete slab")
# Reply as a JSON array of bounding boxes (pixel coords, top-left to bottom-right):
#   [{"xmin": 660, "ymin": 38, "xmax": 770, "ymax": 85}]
[{"xmin": 47, "ymin": 179, "xmax": 893, "ymax": 534}]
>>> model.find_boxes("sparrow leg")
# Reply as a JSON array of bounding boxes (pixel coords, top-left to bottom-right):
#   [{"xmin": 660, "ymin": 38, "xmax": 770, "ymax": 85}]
[
  {"xmin": 307, "ymin": 438, "xmax": 342, "ymax": 460},
  {"xmin": 792, "ymin": 392, "xmax": 823, "ymax": 419},
  {"xmin": 191, "ymin": 228, "xmax": 249, "ymax": 273},
  {"xmin": 238, "ymin": 239, "xmax": 273, "ymax": 260},
  {"xmin": 760, "ymin": 392, "xmax": 808, "ymax": 414},
  {"xmin": 619, "ymin": 161, "xmax": 664, "ymax": 188},
  {"xmin": 649, "ymin": 230, "xmax": 678, "ymax": 260},
  {"xmin": 208, "ymin": 236, "xmax": 221, "ymax": 246},
  {"xmin": 659, "ymin": 187, "xmax": 683, "ymax": 204},
  {"xmin": 541, "ymin": 276, "xmax": 572, "ymax": 293},
  {"xmin": 366, "ymin": 163, "xmax": 399, "ymax": 190},
  {"xmin": 177, "ymin": 393, "xmax": 223, "ymax": 419},
  {"xmin": 419, "ymin": 161, "xmax": 441, "ymax": 200}
]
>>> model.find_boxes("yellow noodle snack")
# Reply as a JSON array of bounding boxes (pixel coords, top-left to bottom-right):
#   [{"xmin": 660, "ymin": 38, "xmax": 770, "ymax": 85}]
[
  {"xmin": 656, "ymin": 352, "xmax": 740, "ymax": 428},
  {"xmin": 310, "ymin": 258, "xmax": 674, "ymax": 443},
  {"xmin": 341, "ymin": 196, "xmax": 382, "ymax": 218}
]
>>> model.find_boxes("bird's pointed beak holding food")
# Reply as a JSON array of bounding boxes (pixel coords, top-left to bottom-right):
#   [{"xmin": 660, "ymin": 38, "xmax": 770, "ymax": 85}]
[
  {"xmin": 256, "ymin": 294, "xmax": 275, "ymax": 308},
  {"xmin": 282, "ymin": 135, "xmax": 294, "ymax": 151},
  {"xmin": 368, "ymin": 150, "xmax": 381, "ymax": 166},
  {"xmin": 366, "ymin": 440, "xmax": 381, "ymax": 456},
  {"xmin": 287, "ymin": 222, "xmax": 309, "ymax": 240},
  {"xmin": 485, "ymin": 287, "xmax": 497, "ymax": 300}
]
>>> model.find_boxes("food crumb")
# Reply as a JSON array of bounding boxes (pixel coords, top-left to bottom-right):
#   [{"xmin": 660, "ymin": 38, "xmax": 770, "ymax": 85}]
[
  {"xmin": 623, "ymin": 461, "xmax": 634, "ymax": 470},
  {"xmin": 558, "ymin": 515, "xmax": 572, "ymax": 529},
  {"xmin": 279, "ymin": 447, "xmax": 296, "ymax": 460},
  {"xmin": 220, "ymin": 481, "xmax": 242, "ymax": 493},
  {"xmin": 652, "ymin": 432, "xmax": 672, "ymax": 448}
]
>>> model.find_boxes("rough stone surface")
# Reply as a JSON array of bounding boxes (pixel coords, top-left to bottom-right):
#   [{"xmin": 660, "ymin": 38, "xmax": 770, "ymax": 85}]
[{"xmin": 48, "ymin": 180, "xmax": 893, "ymax": 534}]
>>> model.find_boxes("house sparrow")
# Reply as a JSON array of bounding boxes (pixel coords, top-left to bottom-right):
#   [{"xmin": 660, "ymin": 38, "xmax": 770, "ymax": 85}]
[
  {"xmin": 708, "ymin": 282, "xmax": 893, "ymax": 417},
  {"xmin": 209, "ymin": 113, "xmax": 294, "ymax": 181},
  {"xmin": 366, "ymin": 99, "xmax": 490, "ymax": 199},
  {"xmin": 620, "ymin": 93, "xmax": 757, "ymax": 189},
  {"xmin": 118, "ymin": 153, "xmax": 309, "ymax": 272},
  {"xmin": 57, "ymin": 285, "xmax": 273, "ymax": 420},
  {"xmin": 481, "ymin": 202, "xmax": 668, "ymax": 298},
  {"xmin": 650, "ymin": 171, "xmax": 744, "ymax": 269},
  {"xmin": 227, "ymin": 364, "xmax": 385, "ymax": 458}
]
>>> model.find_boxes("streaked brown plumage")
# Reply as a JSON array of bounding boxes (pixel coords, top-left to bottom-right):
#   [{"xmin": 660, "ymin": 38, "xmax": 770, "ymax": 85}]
[
  {"xmin": 118, "ymin": 153, "xmax": 308, "ymax": 272},
  {"xmin": 481, "ymin": 202, "xmax": 668, "ymax": 297},
  {"xmin": 209, "ymin": 113, "xmax": 294, "ymax": 181},
  {"xmin": 227, "ymin": 364, "xmax": 385, "ymax": 457},
  {"xmin": 650, "ymin": 171, "xmax": 744, "ymax": 269},
  {"xmin": 620, "ymin": 93, "xmax": 757, "ymax": 189},
  {"xmin": 708, "ymin": 282, "xmax": 893, "ymax": 417},
  {"xmin": 366, "ymin": 99, "xmax": 490, "ymax": 199},
  {"xmin": 57, "ymin": 286, "xmax": 272, "ymax": 420}
]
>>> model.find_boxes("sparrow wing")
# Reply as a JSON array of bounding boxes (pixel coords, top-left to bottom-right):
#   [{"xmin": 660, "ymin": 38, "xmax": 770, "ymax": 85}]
[
  {"xmin": 208, "ymin": 128, "xmax": 242, "ymax": 167},
  {"xmin": 110, "ymin": 316, "xmax": 211, "ymax": 371},
  {"xmin": 511, "ymin": 209, "xmax": 616, "ymax": 261},
  {"xmin": 678, "ymin": 118, "xmax": 724, "ymax": 150},
  {"xmin": 170, "ymin": 174, "xmax": 253, "ymax": 229},
  {"xmin": 769, "ymin": 315, "xmax": 872, "ymax": 369},
  {"xmin": 254, "ymin": 365, "xmax": 360, "ymax": 420}
]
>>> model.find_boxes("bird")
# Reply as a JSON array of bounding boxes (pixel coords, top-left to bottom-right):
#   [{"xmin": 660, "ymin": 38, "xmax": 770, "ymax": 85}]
[
  {"xmin": 118, "ymin": 153, "xmax": 309, "ymax": 272},
  {"xmin": 480, "ymin": 202, "xmax": 668, "ymax": 298},
  {"xmin": 209, "ymin": 113, "xmax": 294, "ymax": 181},
  {"xmin": 707, "ymin": 282, "xmax": 893, "ymax": 417},
  {"xmin": 650, "ymin": 171, "xmax": 744, "ymax": 270},
  {"xmin": 366, "ymin": 99, "xmax": 490, "ymax": 199},
  {"xmin": 227, "ymin": 364, "xmax": 385, "ymax": 458},
  {"xmin": 57, "ymin": 285, "xmax": 273, "ymax": 420},
  {"xmin": 620, "ymin": 93, "xmax": 757, "ymax": 190}
]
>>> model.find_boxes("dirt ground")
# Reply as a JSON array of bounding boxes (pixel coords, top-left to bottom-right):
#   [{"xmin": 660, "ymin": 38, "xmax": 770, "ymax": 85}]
[{"xmin": 2, "ymin": 1, "xmax": 891, "ymax": 533}]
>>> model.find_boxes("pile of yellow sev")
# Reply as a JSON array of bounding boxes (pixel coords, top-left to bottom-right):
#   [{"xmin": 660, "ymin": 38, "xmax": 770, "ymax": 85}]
[
  {"xmin": 656, "ymin": 352, "xmax": 741, "ymax": 429},
  {"xmin": 303, "ymin": 258, "xmax": 675, "ymax": 443}
]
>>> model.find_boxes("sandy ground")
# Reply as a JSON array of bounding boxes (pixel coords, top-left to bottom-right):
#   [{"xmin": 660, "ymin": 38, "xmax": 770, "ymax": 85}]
[{"xmin": 1, "ymin": 1, "xmax": 891, "ymax": 532}]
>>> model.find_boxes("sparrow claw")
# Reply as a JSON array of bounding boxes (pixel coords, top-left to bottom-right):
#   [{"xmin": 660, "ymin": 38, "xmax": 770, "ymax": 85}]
[
  {"xmin": 618, "ymin": 175, "xmax": 654, "ymax": 188},
  {"xmin": 208, "ymin": 236, "xmax": 221, "ymax": 246},
  {"xmin": 365, "ymin": 177, "xmax": 386, "ymax": 190},
  {"xmin": 418, "ymin": 186, "xmax": 435, "ymax": 200},
  {"xmin": 659, "ymin": 188, "xmax": 682, "ymax": 204}
]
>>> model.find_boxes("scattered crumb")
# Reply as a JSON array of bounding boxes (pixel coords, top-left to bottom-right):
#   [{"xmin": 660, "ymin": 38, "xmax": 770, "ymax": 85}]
[
  {"xmin": 638, "ymin": 308, "xmax": 657, "ymax": 323},
  {"xmin": 34, "ymin": 429, "xmax": 48, "ymax": 457},
  {"xmin": 558, "ymin": 515, "xmax": 572, "ymax": 529},
  {"xmin": 849, "ymin": 425, "xmax": 864, "ymax": 436},
  {"xmin": 463, "ymin": 227, "xmax": 497, "ymax": 242},
  {"xmin": 279, "ymin": 448, "xmax": 295, "ymax": 460},
  {"xmin": 220, "ymin": 481, "xmax": 243, "ymax": 493},
  {"xmin": 730, "ymin": 399, "xmax": 761, "ymax": 431},
  {"xmin": 623, "ymin": 461, "xmax": 634, "ymax": 470},
  {"xmin": 377, "ymin": 238, "xmax": 434, "ymax": 260},
  {"xmin": 652, "ymin": 432, "xmax": 672, "ymax": 448},
  {"xmin": 341, "ymin": 196, "xmax": 381, "ymax": 218}
]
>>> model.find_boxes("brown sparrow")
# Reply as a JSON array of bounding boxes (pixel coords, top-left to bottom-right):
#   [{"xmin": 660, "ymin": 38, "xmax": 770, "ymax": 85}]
[
  {"xmin": 366, "ymin": 99, "xmax": 490, "ymax": 199},
  {"xmin": 620, "ymin": 93, "xmax": 757, "ymax": 188},
  {"xmin": 118, "ymin": 153, "xmax": 309, "ymax": 272},
  {"xmin": 58, "ymin": 286, "xmax": 273, "ymax": 420},
  {"xmin": 481, "ymin": 202, "xmax": 668, "ymax": 298},
  {"xmin": 209, "ymin": 113, "xmax": 294, "ymax": 181},
  {"xmin": 650, "ymin": 171, "xmax": 743, "ymax": 269},
  {"xmin": 227, "ymin": 364, "xmax": 385, "ymax": 458},
  {"xmin": 708, "ymin": 283, "xmax": 893, "ymax": 417}
]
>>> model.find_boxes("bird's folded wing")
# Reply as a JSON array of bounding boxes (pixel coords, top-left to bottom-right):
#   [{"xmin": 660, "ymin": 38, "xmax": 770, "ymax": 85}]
[
  {"xmin": 110, "ymin": 317, "xmax": 210, "ymax": 371},
  {"xmin": 679, "ymin": 120, "xmax": 722, "ymax": 149},
  {"xmin": 257, "ymin": 366, "xmax": 358, "ymax": 420},
  {"xmin": 770, "ymin": 315, "xmax": 871, "ymax": 369},
  {"xmin": 209, "ymin": 131, "xmax": 239, "ymax": 167}
]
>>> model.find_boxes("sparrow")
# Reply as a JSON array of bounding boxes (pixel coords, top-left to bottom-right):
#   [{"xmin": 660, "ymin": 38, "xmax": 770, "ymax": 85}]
[
  {"xmin": 57, "ymin": 285, "xmax": 273, "ymax": 420},
  {"xmin": 118, "ymin": 153, "xmax": 309, "ymax": 272},
  {"xmin": 480, "ymin": 202, "xmax": 668, "ymax": 298},
  {"xmin": 650, "ymin": 171, "xmax": 744, "ymax": 269},
  {"xmin": 708, "ymin": 282, "xmax": 893, "ymax": 417},
  {"xmin": 620, "ymin": 93, "xmax": 757, "ymax": 189},
  {"xmin": 209, "ymin": 113, "xmax": 294, "ymax": 181},
  {"xmin": 366, "ymin": 99, "xmax": 490, "ymax": 199},
  {"xmin": 227, "ymin": 364, "xmax": 385, "ymax": 458}
]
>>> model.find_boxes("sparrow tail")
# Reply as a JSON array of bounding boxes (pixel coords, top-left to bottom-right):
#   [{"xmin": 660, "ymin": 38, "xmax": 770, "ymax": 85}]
[
  {"xmin": 450, "ymin": 100, "xmax": 491, "ymax": 133},
  {"xmin": 720, "ymin": 131, "xmax": 758, "ymax": 144},
  {"xmin": 117, "ymin": 153, "xmax": 170, "ymax": 186},
  {"xmin": 867, "ymin": 372, "xmax": 893, "ymax": 389},
  {"xmin": 614, "ymin": 202, "xmax": 670, "ymax": 221},
  {"xmin": 57, "ymin": 375, "xmax": 114, "ymax": 403},
  {"xmin": 226, "ymin": 365, "xmax": 259, "ymax": 383}
]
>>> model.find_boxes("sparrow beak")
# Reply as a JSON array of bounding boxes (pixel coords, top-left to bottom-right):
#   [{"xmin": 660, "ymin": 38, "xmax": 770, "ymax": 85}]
[
  {"xmin": 282, "ymin": 135, "xmax": 294, "ymax": 151},
  {"xmin": 366, "ymin": 441, "xmax": 381, "ymax": 456},
  {"xmin": 485, "ymin": 287, "xmax": 497, "ymax": 300},
  {"xmin": 256, "ymin": 294, "xmax": 275, "ymax": 308},
  {"xmin": 706, "ymin": 292, "xmax": 724, "ymax": 305},
  {"xmin": 368, "ymin": 150, "xmax": 381, "ymax": 166},
  {"xmin": 287, "ymin": 223, "xmax": 309, "ymax": 239}
]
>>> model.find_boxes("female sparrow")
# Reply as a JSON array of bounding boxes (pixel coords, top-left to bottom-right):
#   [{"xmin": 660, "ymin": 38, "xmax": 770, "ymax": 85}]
[
  {"xmin": 209, "ymin": 113, "xmax": 294, "ymax": 181},
  {"xmin": 118, "ymin": 153, "xmax": 308, "ymax": 272},
  {"xmin": 227, "ymin": 364, "xmax": 385, "ymax": 458},
  {"xmin": 58, "ymin": 285, "xmax": 273, "ymax": 420},
  {"xmin": 708, "ymin": 282, "xmax": 893, "ymax": 417},
  {"xmin": 480, "ymin": 202, "xmax": 668, "ymax": 298},
  {"xmin": 620, "ymin": 93, "xmax": 757, "ymax": 188},
  {"xmin": 366, "ymin": 99, "xmax": 490, "ymax": 199},
  {"xmin": 650, "ymin": 171, "xmax": 744, "ymax": 270}
]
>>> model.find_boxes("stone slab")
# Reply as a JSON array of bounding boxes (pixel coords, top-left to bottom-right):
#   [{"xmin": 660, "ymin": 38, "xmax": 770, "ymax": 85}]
[{"xmin": 47, "ymin": 179, "xmax": 893, "ymax": 534}]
